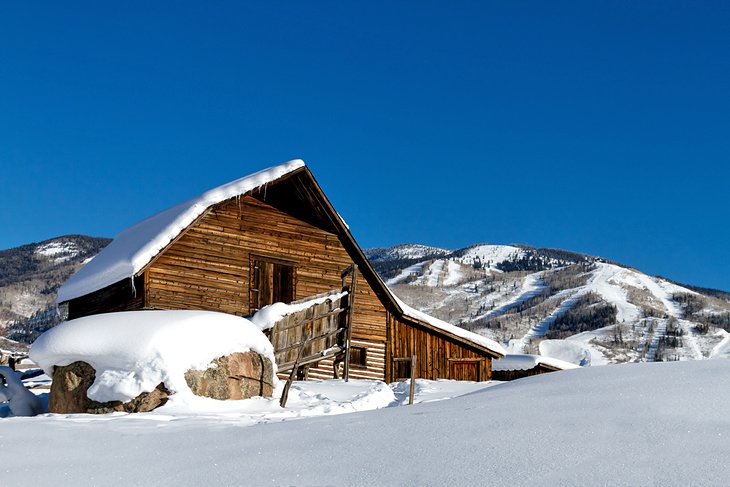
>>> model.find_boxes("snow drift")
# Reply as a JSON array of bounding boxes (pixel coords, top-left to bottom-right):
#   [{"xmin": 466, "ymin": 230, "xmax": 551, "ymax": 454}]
[
  {"xmin": 0, "ymin": 366, "xmax": 44, "ymax": 416},
  {"xmin": 2, "ymin": 360, "xmax": 729, "ymax": 485}
]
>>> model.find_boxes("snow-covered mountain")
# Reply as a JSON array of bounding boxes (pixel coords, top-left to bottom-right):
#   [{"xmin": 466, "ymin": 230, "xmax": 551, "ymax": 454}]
[
  {"xmin": 365, "ymin": 243, "xmax": 451, "ymax": 262},
  {"xmin": 3, "ymin": 236, "xmax": 729, "ymax": 365},
  {"xmin": 0, "ymin": 235, "xmax": 111, "ymax": 343},
  {"xmin": 367, "ymin": 244, "xmax": 730, "ymax": 365}
]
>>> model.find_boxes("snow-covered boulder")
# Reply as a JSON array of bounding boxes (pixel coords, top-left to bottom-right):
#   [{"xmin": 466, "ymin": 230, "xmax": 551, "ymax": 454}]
[
  {"xmin": 30, "ymin": 310, "xmax": 277, "ymax": 414},
  {"xmin": 49, "ymin": 360, "xmax": 171, "ymax": 414}
]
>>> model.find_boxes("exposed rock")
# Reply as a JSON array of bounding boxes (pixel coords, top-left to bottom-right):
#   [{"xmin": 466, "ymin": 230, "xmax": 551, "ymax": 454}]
[
  {"xmin": 47, "ymin": 351, "xmax": 273, "ymax": 413},
  {"xmin": 185, "ymin": 351, "xmax": 274, "ymax": 400},
  {"xmin": 49, "ymin": 361, "xmax": 169, "ymax": 414}
]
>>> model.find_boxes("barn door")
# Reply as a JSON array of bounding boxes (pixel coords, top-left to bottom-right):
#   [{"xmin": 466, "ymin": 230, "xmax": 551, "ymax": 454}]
[
  {"xmin": 250, "ymin": 256, "xmax": 296, "ymax": 313},
  {"xmin": 448, "ymin": 359, "xmax": 483, "ymax": 381}
]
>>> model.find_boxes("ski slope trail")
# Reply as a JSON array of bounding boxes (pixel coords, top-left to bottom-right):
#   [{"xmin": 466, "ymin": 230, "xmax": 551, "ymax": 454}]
[
  {"xmin": 442, "ymin": 260, "xmax": 464, "ymax": 286},
  {"xmin": 474, "ymin": 272, "xmax": 546, "ymax": 322},
  {"xmin": 423, "ymin": 260, "xmax": 445, "ymax": 287},
  {"xmin": 387, "ymin": 262, "xmax": 426, "ymax": 286},
  {"xmin": 387, "ymin": 259, "xmax": 463, "ymax": 287},
  {"xmin": 625, "ymin": 268, "xmax": 702, "ymax": 360},
  {"xmin": 678, "ymin": 319, "xmax": 703, "ymax": 360},
  {"xmin": 645, "ymin": 318, "xmax": 668, "ymax": 362},
  {"xmin": 515, "ymin": 264, "xmax": 622, "ymax": 351},
  {"xmin": 515, "ymin": 263, "xmax": 669, "ymax": 352},
  {"xmin": 511, "ymin": 289, "xmax": 584, "ymax": 353},
  {"xmin": 526, "ymin": 290, "xmax": 584, "ymax": 339},
  {"xmin": 630, "ymin": 270, "xmax": 683, "ymax": 319}
]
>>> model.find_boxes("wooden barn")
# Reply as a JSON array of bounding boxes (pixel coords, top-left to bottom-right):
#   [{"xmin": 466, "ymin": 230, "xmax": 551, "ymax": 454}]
[
  {"xmin": 57, "ymin": 160, "xmax": 505, "ymax": 382},
  {"xmin": 491, "ymin": 354, "xmax": 578, "ymax": 381}
]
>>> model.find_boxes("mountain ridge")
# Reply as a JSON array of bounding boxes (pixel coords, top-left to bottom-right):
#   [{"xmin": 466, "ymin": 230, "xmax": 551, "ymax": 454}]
[
  {"xmin": 0, "ymin": 234, "xmax": 111, "ymax": 343},
  {"xmin": 2, "ymin": 236, "xmax": 729, "ymax": 366},
  {"xmin": 365, "ymin": 243, "xmax": 727, "ymax": 295},
  {"xmin": 367, "ymin": 243, "xmax": 730, "ymax": 365}
]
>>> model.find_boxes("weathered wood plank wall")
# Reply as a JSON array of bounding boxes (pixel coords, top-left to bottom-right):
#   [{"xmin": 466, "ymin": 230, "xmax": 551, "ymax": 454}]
[
  {"xmin": 388, "ymin": 314, "xmax": 491, "ymax": 382},
  {"xmin": 145, "ymin": 196, "xmax": 388, "ymax": 380}
]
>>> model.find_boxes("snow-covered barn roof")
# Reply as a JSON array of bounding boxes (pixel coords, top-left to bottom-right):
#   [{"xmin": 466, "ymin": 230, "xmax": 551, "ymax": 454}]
[
  {"xmin": 57, "ymin": 159, "xmax": 505, "ymax": 358},
  {"xmin": 57, "ymin": 160, "xmax": 305, "ymax": 303}
]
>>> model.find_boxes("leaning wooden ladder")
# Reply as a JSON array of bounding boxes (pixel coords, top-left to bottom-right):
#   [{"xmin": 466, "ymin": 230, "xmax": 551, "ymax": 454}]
[
  {"xmin": 340, "ymin": 264, "xmax": 357, "ymax": 382},
  {"xmin": 279, "ymin": 264, "xmax": 358, "ymax": 407}
]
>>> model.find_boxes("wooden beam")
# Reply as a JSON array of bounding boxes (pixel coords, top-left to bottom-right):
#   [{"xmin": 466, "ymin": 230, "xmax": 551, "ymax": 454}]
[
  {"xmin": 343, "ymin": 264, "xmax": 358, "ymax": 382},
  {"xmin": 409, "ymin": 355, "xmax": 416, "ymax": 405},
  {"xmin": 279, "ymin": 336, "xmax": 309, "ymax": 408}
]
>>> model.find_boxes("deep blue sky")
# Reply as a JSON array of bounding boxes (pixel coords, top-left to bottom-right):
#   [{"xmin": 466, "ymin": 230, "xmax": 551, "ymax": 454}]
[{"xmin": 1, "ymin": 2, "xmax": 728, "ymax": 290}]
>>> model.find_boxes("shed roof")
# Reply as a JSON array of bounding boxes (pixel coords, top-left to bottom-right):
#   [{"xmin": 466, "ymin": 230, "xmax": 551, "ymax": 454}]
[
  {"xmin": 58, "ymin": 159, "xmax": 505, "ymax": 358},
  {"xmin": 492, "ymin": 354, "xmax": 579, "ymax": 372}
]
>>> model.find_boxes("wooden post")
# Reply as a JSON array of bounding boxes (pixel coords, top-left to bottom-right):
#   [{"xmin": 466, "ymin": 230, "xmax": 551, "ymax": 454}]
[
  {"xmin": 279, "ymin": 336, "xmax": 309, "ymax": 408},
  {"xmin": 385, "ymin": 311, "xmax": 392, "ymax": 383},
  {"xmin": 343, "ymin": 264, "xmax": 357, "ymax": 382},
  {"xmin": 409, "ymin": 355, "xmax": 417, "ymax": 405}
]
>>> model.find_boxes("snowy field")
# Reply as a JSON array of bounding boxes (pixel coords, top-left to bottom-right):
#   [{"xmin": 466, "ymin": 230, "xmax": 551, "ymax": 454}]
[{"xmin": 2, "ymin": 360, "xmax": 729, "ymax": 486}]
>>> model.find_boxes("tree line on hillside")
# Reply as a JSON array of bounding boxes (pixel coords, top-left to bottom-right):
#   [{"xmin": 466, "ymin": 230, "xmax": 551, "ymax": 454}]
[
  {"xmin": 544, "ymin": 292, "xmax": 618, "ymax": 339},
  {"xmin": 0, "ymin": 235, "xmax": 110, "ymax": 286},
  {"xmin": 465, "ymin": 263, "xmax": 596, "ymax": 335},
  {"xmin": 4, "ymin": 305, "xmax": 65, "ymax": 343},
  {"xmin": 673, "ymin": 293, "xmax": 730, "ymax": 333}
]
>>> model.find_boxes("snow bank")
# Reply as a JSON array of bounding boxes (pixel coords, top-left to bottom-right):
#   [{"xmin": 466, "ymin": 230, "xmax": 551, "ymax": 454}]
[
  {"xmin": 390, "ymin": 378, "xmax": 500, "ymax": 405},
  {"xmin": 539, "ymin": 339, "xmax": 591, "ymax": 366},
  {"xmin": 492, "ymin": 353, "xmax": 579, "ymax": 371},
  {"xmin": 710, "ymin": 329, "xmax": 730, "ymax": 359},
  {"xmin": 4, "ymin": 360, "xmax": 730, "ymax": 486},
  {"xmin": 30, "ymin": 310, "xmax": 276, "ymax": 403},
  {"xmin": 57, "ymin": 160, "xmax": 305, "ymax": 303},
  {"xmin": 249, "ymin": 291, "xmax": 347, "ymax": 331},
  {"xmin": 0, "ymin": 366, "xmax": 44, "ymax": 416}
]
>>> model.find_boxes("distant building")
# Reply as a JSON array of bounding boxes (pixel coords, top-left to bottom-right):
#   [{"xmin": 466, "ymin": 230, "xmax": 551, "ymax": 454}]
[{"xmin": 491, "ymin": 354, "xmax": 578, "ymax": 381}]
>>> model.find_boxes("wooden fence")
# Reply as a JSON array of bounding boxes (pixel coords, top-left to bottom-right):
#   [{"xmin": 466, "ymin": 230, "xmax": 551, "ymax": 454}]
[{"xmin": 267, "ymin": 290, "xmax": 349, "ymax": 378}]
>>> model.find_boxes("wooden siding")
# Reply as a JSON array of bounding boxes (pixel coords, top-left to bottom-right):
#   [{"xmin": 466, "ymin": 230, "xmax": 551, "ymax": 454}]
[
  {"xmin": 388, "ymin": 314, "xmax": 491, "ymax": 382},
  {"xmin": 145, "ymin": 195, "xmax": 388, "ymax": 379},
  {"xmin": 67, "ymin": 276, "xmax": 144, "ymax": 320},
  {"xmin": 305, "ymin": 339, "xmax": 386, "ymax": 381}
]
